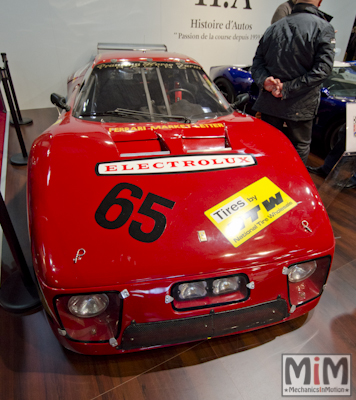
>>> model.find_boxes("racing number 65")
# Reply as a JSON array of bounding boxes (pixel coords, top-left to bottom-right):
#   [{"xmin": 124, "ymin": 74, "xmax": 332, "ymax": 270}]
[{"xmin": 95, "ymin": 183, "xmax": 176, "ymax": 243}]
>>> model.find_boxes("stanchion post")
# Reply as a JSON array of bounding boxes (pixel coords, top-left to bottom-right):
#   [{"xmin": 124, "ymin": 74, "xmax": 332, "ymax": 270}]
[
  {"xmin": 0, "ymin": 68, "xmax": 28, "ymax": 165},
  {"xmin": 0, "ymin": 193, "xmax": 32, "ymax": 284},
  {"xmin": 0, "ymin": 192, "xmax": 41, "ymax": 313},
  {"xmin": 1, "ymin": 53, "xmax": 32, "ymax": 125}
]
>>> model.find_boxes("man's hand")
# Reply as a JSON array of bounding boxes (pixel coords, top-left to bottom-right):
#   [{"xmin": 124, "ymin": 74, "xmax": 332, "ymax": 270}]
[
  {"xmin": 263, "ymin": 76, "xmax": 279, "ymax": 92},
  {"xmin": 272, "ymin": 81, "xmax": 283, "ymax": 98},
  {"xmin": 263, "ymin": 76, "xmax": 283, "ymax": 98}
]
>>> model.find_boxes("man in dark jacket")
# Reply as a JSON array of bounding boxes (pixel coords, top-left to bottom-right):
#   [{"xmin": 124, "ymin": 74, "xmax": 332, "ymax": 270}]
[{"xmin": 251, "ymin": 0, "xmax": 335, "ymax": 164}]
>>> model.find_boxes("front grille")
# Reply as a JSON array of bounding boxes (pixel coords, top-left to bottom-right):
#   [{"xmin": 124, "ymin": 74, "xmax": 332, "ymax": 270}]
[{"xmin": 121, "ymin": 298, "xmax": 288, "ymax": 351}]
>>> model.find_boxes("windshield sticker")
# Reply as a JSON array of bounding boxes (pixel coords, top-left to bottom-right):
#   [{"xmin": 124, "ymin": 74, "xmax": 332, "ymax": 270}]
[
  {"xmin": 108, "ymin": 122, "xmax": 225, "ymax": 132},
  {"xmin": 97, "ymin": 154, "xmax": 256, "ymax": 175},
  {"xmin": 96, "ymin": 62, "xmax": 202, "ymax": 71},
  {"xmin": 204, "ymin": 177, "xmax": 297, "ymax": 248}
]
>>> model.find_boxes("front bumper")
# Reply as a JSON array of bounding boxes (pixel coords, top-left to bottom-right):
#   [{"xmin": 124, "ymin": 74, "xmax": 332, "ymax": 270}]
[{"xmin": 39, "ymin": 255, "xmax": 332, "ymax": 355}]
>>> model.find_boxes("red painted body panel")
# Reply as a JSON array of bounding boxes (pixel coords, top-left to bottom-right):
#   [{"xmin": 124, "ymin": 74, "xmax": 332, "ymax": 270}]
[{"xmin": 27, "ymin": 47, "xmax": 335, "ymax": 355}]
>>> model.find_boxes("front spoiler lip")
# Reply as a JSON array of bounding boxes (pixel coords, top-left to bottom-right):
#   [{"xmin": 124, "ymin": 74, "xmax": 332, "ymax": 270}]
[
  {"xmin": 119, "ymin": 297, "xmax": 289, "ymax": 351},
  {"xmin": 48, "ymin": 293, "xmax": 320, "ymax": 355}
]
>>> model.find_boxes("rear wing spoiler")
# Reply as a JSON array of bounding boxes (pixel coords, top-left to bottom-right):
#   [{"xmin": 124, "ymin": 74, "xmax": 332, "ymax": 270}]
[{"xmin": 97, "ymin": 43, "xmax": 167, "ymax": 53}]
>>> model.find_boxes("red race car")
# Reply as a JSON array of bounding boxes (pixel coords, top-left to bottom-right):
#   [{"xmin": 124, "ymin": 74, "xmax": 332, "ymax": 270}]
[{"xmin": 27, "ymin": 43, "xmax": 335, "ymax": 355}]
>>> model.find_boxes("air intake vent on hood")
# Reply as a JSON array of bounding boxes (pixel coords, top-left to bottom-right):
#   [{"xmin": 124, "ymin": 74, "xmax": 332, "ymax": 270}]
[{"xmin": 182, "ymin": 134, "xmax": 231, "ymax": 153}]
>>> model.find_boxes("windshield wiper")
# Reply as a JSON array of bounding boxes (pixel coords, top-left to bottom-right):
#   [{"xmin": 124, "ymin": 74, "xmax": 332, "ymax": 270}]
[
  {"xmin": 79, "ymin": 110, "xmax": 140, "ymax": 120},
  {"xmin": 80, "ymin": 108, "xmax": 191, "ymax": 123},
  {"xmin": 114, "ymin": 108, "xmax": 191, "ymax": 124},
  {"xmin": 113, "ymin": 108, "xmax": 191, "ymax": 123}
]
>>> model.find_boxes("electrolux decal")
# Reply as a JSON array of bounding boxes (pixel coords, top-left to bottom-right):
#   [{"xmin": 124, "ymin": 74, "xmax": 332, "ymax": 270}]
[{"xmin": 96, "ymin": 154, "xmax": 256, "ymax": 175}]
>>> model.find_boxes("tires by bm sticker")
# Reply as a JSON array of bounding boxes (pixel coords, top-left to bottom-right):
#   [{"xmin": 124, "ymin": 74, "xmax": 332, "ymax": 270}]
[{"xmin": 204, "ymin": 177, "xmax": 297, "ymax": 248}]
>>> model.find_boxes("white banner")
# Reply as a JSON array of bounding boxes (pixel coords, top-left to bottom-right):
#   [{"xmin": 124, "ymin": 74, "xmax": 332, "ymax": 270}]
[
  {"xmin": 162, "ymin": 0, "xmax": 269, "ymax": 72},
  {"xmin": 346, "ymin": 103, "xmax": 356, "ymax": 153}
]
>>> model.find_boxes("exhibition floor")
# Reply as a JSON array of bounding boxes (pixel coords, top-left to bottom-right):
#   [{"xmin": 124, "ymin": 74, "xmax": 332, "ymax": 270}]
[{"xmin": 0, "ymin": 108, "xmax": 355, "ymax": 400}]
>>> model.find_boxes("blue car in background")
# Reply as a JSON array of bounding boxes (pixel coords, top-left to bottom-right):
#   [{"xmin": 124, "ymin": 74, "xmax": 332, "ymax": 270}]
[{"xmin": 210, "ymin": 61, "xmax": 356, "ymax": 155}]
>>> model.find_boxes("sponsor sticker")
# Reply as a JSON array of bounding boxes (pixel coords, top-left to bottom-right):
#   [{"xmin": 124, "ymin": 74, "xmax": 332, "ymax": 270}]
[
  {"xmin": 96, "ymin": 154, "xmax": 256, "ymax": 175},
  {"xmin": 96, "ymin": 61, "xmax": 202, "ymax": 71},
  {"xmin": 282, "ymin": 354, "xmax": 351, "ymax": 397},
  {"xmin": 108, "ymin": 122, "xmax": 225, "ymax": 132},
  {"xmin": 204, "ymin": 177, "xmax": 297, "ymax": 248}
]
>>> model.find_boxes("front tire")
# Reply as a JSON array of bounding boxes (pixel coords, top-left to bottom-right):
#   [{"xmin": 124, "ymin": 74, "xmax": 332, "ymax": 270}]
[
  {"xmin": 325, "ymin": 121, "xmax": 344, "ymax": 154},
  {"xmin": 214, "ymin": 78, "xmax": 236, "ymax": 103}
]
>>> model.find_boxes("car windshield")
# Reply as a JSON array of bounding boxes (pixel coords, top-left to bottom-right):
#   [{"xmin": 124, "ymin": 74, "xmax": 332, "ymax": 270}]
[
  {"xmin": 323, "ymin": 65, "xmax": 356, "ymax": 98},
  {"xmin": 74, "ymin": 61, "xmax": 233, "ymax": 123}
]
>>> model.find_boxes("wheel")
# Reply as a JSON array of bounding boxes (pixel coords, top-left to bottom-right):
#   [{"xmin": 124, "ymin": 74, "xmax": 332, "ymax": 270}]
[
  {"xmin": 168, "ymin": 88, "xmax": 196, "ymax": 103},
  {"xmin": 325, "ymin": 121, "xmax": 344, "ymax": 154},
  {"xmin": 214, "ymin": 77, "xmax": 236, "ymax": 103}
]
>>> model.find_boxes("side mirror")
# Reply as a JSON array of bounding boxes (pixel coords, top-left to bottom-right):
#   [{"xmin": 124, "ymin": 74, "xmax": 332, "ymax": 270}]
[
  {"xmin": 50, "ymin": 93, "xmax": 71, "ymax": 111},
  {"xmin": 320, "ymin": 87, "xmax": 330, "ymax": 98},
  {"xmin": 231, "ymin": 93, "xmax": 250, "ymax": 111}
]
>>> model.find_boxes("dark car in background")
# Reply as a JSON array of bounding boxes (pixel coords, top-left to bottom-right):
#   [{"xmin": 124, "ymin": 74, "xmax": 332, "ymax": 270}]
[{"xmin": 210, "ymin": 61, "xmax": 356, "ymax": 154}]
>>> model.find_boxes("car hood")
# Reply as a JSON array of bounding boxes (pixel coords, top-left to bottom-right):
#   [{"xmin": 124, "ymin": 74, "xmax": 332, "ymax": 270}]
[
  {"xmin": 28, "ymin": 112, "xmax": 335, "ymax": 289},
  {"xmin": 330, "ymin": 95, "xmax": 356, "ymax": 102}
]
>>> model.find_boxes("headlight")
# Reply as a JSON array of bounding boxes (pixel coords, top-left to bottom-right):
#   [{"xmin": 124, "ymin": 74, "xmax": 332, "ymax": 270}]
[
  {"xmin": 172, "ymin": 274, "xmax": 249, "ymax": 310},
  {"xmin": 212, "ymin": 276, "xmax": 240, "ymax": 294},
  {"xmin": 178, "ymin": 281, "xmax": 207, "ymax": 300},
  {"xmin": 288, "ymin": 261, "xmax": 317, "ymax": 283},
  {"xmin": 287, "ymin": 257, "xmax": 331, "ymax": 306},
  {"xmin": 68, "ymin": 293, "xmax": 109, "ymax": 318},
  {"xmin": 55, "ymin": 292, "xmax": 121, "ymax": 342}
]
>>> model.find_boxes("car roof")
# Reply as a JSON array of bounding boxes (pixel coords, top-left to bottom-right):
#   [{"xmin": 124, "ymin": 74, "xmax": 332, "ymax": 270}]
[
  {"xmin": 93, "ymin": 43, "xmax": 200, "ymax": 67},
  {"xmin": 333, "ymin": 60, "xmax": 352, "ymax": 68}
]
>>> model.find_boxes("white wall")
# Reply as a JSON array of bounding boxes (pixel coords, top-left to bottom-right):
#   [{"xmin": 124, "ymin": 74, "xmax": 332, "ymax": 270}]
[{"xmin": 0, "ymin": 0, "xmax": 355, "ymax": 110}]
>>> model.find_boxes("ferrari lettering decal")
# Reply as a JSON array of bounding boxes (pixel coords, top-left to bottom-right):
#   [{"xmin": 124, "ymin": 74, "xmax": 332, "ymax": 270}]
[
  {"xmin": 109, "ymin": 126, "xmax": 148, "ymax": 132},
  {"xmin": 205, "ymin": 177, "xmax": 297, "ymax": 248},
  {"xmin": 96, "ymin": 154, "xmax": 256, "ymax": 175},
  {"xmin": 108, "ymin": 122, "xmax": 225, "ymax": 132},
  {"xmin": 95, "ymin": 183, "xmax": 175, "ymax": 243}
]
